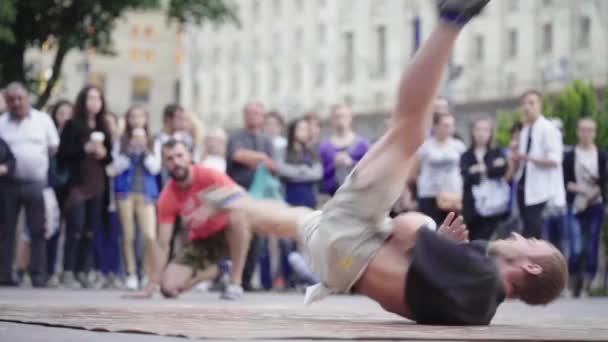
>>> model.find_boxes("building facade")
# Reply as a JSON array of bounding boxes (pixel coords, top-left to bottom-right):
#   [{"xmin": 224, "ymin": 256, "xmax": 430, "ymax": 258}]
[
  {"xmin": 26, "ymin": 10, "xmax": 182, "ymax": 131},
  {"xmin": 181, "ymin": 0, "xmax": 608, "ymax": 132}
]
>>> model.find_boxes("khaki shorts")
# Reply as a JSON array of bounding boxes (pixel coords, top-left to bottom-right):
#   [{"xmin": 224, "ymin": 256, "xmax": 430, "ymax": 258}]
[
  {"xmin": 173, "ymin": 229, "xmax": 229, "ymax": 274},
  {"xmin": 298, "ymin": 165, "xmax": 403, "ymax": 294}
]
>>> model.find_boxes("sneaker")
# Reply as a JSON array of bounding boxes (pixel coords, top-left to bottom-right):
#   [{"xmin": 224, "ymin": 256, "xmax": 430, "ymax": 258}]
[
  {"xmin": 437, "ymin": 0, "xmax": 490, "ymax": 26},
  {"xmin": 77, "ymin": 272, "xmax": 94, "ymax": 289},
  {"xmin": 125, "ymin": 275, "xmax": 139, "ymax": 291},
  {"xmin": 47, "ymin": 274, "xmax": 60, "ymax": 288},
  {"xmin": 103, "ymin": 273, "xmax": 124, "ymax": 290},
  {"xmin": 61, "ymin": 271, "xmax": 82, "ymax": 289},
  {"xmin": 221, "ymin": 283, "xmax": 244, "ymax": 300}
]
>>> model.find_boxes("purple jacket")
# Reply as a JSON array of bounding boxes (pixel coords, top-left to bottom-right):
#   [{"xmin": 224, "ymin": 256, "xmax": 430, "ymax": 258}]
[{"xmin": 318, "ymin": 135, "xmax": 370, "ymax": 194}]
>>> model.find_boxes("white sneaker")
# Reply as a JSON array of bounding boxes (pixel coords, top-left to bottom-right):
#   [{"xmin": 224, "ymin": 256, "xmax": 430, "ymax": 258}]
[
  {"xmin": 221, "ymin": 283, "xmax": 244, "ymax": 300},
  {"xmin": 125, "ymin": 275, "xmax": 139, "ymax": 291}
]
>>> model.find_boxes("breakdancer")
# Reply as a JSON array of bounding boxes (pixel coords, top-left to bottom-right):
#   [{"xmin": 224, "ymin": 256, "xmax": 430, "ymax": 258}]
[{"xmin": 197, "ymin": 0, "xmax": 568, "ymax": 325}]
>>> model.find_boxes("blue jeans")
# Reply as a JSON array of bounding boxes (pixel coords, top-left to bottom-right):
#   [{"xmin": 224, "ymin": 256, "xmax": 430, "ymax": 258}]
[
  {"xmin": 569, "ymin": 203, "xmax": 604, "ymax": 280},
  {"xmin": 542, "ymin": 211, "xmax": 569, "ymax": 256},
  {"xmin": 93, "ymin": 211, "xmax": 123, "ymax": 276}
]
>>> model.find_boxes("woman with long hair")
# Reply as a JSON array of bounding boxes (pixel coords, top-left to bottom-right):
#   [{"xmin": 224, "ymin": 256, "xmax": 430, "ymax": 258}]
[
  {"xmin": 460, "ymin": 118, "xmax": 509, "ymax": 240},
  {"xmin": 277, "ymin": 117, "xmax": 323, "ymax": 288},
  {"xmin": 113, "ymin": 105, "xmax": 161, "ymax": 290},
  {"xmin": 57, "ymin": 85, "xmax": 112, "ymax": 288}
]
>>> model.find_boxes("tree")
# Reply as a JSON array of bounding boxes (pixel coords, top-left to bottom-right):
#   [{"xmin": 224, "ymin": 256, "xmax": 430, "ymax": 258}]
[{"xmin": 0, "ymin": 0, "xmax": 237, "ymax": 108}]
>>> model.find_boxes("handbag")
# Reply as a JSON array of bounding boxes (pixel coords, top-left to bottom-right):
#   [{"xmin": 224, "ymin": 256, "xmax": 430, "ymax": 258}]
[
  {"xmin": 249, "ymin": 164, "xmax": 283, "ymax": 201},
  {"xmin": 472, "ymin": 178, "xmax": 510, "ymax": 217},
  {"xmin": 436, "ymin": 191, "xmax": 463, "ymax": 212}
]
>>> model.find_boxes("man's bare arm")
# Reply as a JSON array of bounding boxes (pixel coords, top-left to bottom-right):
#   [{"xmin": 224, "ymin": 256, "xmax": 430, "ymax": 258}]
[{"xmin": 126, "ymin": 223, "xmax": 174, "ymax": 298}]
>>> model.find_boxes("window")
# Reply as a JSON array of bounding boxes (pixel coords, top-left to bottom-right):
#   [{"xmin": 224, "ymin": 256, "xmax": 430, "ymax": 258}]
[
  {"xmin": 578, "ymin": 16, "xmax": 591, "ymax": 49},
  {"xmin": 129, "ymin": 48, "xmax": 141, "ymax": 62},
  {"xmin": 508, "ymin": 0, "xmax": 519, "ymax": 12},
  {"xmin": 315, "ymin": 62, "xmax": 325, "ymax": 86},
  {"xmin": 295, "ymin": 28, "xmax": 304, "ymax": 48},
  {"xmin": 131, "ymin": 25, "xmax": 140, "ymax": 37},
  {"xmin": 318, "ymin": 24, "xmax": 327, "ymax": 44},
  {"xmin": 210, "ymin": 76, "xmax": 218, "ymax": 104},
  {"xmin": 375, "ymin": 91, "xmax": 385, "ymax": 107},
  {"xmin": 508, "ymin": 29, "xmax": 518, "ymax": 58},
  {"xmin": 474, "ymin": 34, "xmax": 484, "ymax": 61},
  {"xmin": 230, "ymin": 72, "xmax": 239, "ymax": 99},
  {"xmin": 252, "ymin": 37, "xmax": 260, "ymax": 60},
  {"xmin": 252, "ymin": 0, "xmax": 260, "ymax": 19},
  {"xmin": 293, "ymin": 63, "xmax": 302, "ymax": 89},
  {"xmin": 231, "ymin": 41, "xmax": 240, "ymax": 63},
  {"xmin": 273, "ymin": 0, "xmax": 281, "ymax": 14},
  {"xmin": 543, "ymin": 0, "xmax": 553, "ymax": 7},
  {"xmin": 213, "ymin": 46, "xmax": 221, "ymax": 65},
  {"xmin": 542, "ymin": 23, "xmax": 553, "ymax": 54},
  {"xmin": 296, "ymin": 0, "xmax": 304, "ymax": 12},
  {"xmin": 131, "ymin": 76, "xmax": 151, "ymax": 103},
  {"xmin": 375, "ymin": 25, "xmax": 387, "ymax": 78},
  {"xmin": 250, "ymin": 70, "xmax": 258, "ymax": 97},
  {"xmin": 342, "ymin": 31, "xmax": 354, "ymax": 83},
  {"xmin": 144, "ymin": 50, "xmax": 155, "ymax": 62},
  {"xmin": 271, "ymin": 67, "xmax": 280, "ymax": 92},
  {"xmin": 144, "ymin": 26, "xmax": 154, "ymax": 38}
]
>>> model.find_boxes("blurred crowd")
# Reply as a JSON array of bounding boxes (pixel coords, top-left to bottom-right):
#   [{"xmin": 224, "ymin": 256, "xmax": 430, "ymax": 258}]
[{"xmin": 0, "ymin": 83, "xmax": 606, "ymax": 299}]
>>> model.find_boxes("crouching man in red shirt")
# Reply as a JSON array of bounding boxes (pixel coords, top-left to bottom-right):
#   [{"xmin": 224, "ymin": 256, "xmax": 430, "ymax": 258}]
[{"xmin": 130, "ymin": 139, "xmax": 251, "ymax": 300}]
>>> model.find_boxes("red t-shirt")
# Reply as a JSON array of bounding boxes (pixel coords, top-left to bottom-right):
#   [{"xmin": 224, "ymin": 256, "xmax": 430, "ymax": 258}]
[{"xmin": 158, "ymin": 165, "xmax": 237, "ymax": 241}]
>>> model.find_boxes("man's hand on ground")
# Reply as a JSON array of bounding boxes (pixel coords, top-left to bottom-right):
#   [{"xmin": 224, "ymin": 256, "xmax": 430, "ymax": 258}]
[
  {"xmin": 122, "ymin": 283, "xmax": 156, "ymax": 299},
  {"xmin": 438, "ymin": 212, "xmax": 469, "ymax": 243}
]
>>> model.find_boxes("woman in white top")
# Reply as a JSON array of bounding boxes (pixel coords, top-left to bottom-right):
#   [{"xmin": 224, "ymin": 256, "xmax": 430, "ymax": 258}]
[{"xmin": 409, "ymin": 113, "xmax": 466, "ymax": 225}]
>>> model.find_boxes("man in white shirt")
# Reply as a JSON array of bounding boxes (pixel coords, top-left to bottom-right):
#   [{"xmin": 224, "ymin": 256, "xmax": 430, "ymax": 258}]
[
  {"xmin": 0, "ymin": 82, "xmax": 59, "ymax": 287},
  {"xmin": 511, "ymin": 90, "xmax": 565, "ymax": 239}
]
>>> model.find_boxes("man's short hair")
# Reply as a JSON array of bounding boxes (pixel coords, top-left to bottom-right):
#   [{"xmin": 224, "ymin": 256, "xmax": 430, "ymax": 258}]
[
  {"xmin": 517, "ymin": 249, "xmax": 568, "ymax": 305},
  {"xmin": 162, "ymin": 138, "xmax": 189, "ymax": 153},
  {"xmin": 520, "ymin": 89, "xmax": 543, "ymax": 102},
  {"xmin": 163, "ymin": 103, "xmax": 183, "ymax": 121}
]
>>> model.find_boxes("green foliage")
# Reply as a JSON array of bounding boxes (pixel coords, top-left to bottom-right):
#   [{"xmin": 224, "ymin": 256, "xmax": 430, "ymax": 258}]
[
  {"xmin": 495, "ymin": 110, "xmax": 521, "ymax": 148},
  {"xmin": 0, "ymin": 0, "xmax": 237, "ymax": 107},
  {"xmin": 496, "ymin": 81, "xmax": 608, "ymax": 150}
]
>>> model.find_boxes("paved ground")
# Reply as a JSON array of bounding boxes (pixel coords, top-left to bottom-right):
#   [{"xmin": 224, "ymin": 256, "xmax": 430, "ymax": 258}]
[{"xmin": 0, "ymin": 288, "xmax": 607, "ymax": 341}]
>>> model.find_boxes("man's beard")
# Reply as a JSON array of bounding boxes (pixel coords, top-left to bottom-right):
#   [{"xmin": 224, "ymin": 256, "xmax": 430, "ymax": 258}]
[{"xmin": 169, "ymin": 166, "xmax": 189, "ymax": 182}]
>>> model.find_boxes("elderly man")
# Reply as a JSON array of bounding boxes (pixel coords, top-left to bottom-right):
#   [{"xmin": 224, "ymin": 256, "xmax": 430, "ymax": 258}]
[{"xmin": 0, "ymin": 82, "xmax": 59, "ymax": 287}]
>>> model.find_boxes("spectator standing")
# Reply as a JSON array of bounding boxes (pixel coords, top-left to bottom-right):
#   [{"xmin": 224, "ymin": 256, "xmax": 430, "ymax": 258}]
[
  {"xmin": 226, "ymin": 101, "xmax": 276, "ymax": 291},
  {"xmin": 511, "ymin": 90, "xmax": 565, "ymax": 239},
  {"xmin": 57, "ymin": 85, "xmax": 112, "ymax": 288},
  {"xmin": 319, "ymin": 104, "xmax": 370, "ymax": 195},
  {"xmin": 563, "ymin": 118, "xmax": 607, "ymax": 297},
  {"xmin": 46, "ymin": 100, "xmax": 74, "ymax": 287},
  {"xmin": 460, "ymin": 118, "xmax": 508, "ymax": 240},
  {"xmin": 410, "ymin": 112, "xmax": 465, "ymax": 225},
  {"xmin": 113, "ymin": 105, "xmax": 161, "ymax": 290},
  {"xmin": 0, "ymin": 82, "xmax": 59, "ymax": 287},
  {"xmin": 265, "ymin": 111, "xmax": 287, "ymax": 158},
  {"xmin": 277, "ymin": 117, "xmax": 322, "ymax": 288},
  {"xmin": 304, "ymin": 111, "xmax": 322, "ymax": 150},
  {"xmin": 202, "ymin": 127, "xmax": 228, "ymax": 172},
  {"xmin": 92, "ymin": 111, "xmax": 124, "ymax": 289}
]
